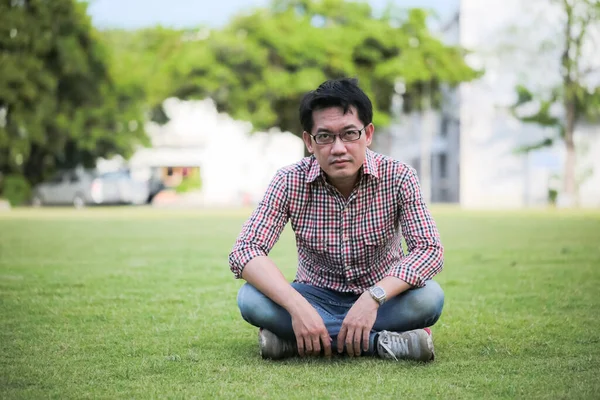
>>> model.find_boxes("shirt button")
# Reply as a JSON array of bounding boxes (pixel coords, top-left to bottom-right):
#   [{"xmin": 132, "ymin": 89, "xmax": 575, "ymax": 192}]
[
  {"xmin": 342, "ymin": 235, "xmax": 349, "ymax": 242},
  {"xmin": 345, "ymin": 265, "xmax": 351, "ymax": 270}
]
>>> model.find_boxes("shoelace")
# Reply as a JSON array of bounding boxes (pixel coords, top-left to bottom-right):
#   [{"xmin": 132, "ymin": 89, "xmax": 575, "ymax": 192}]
[{"xmin": 378, "ymin": 332, "xmax": 410, "ymax": 361}]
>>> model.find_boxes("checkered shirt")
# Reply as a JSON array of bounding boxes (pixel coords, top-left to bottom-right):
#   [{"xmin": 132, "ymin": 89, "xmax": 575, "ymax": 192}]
[{"xmin": 229, "ymin": 149, "xmax": 444, "ymax": 294}]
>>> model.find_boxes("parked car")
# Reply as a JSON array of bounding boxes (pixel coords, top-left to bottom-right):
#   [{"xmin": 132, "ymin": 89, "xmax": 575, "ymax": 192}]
[
  {"xmin": 31, "ymin": 169, "xmax": 150, "ymax": 208},
  {"xmin": 147, "ymin": 167, "xmax": 166, "ymax": 203}
]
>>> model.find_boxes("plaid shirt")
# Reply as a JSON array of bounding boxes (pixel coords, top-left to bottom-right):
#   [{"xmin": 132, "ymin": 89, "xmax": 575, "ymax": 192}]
[{"xmin": 229, "ymin": 149, "xmax": 444, "ymax": 294}]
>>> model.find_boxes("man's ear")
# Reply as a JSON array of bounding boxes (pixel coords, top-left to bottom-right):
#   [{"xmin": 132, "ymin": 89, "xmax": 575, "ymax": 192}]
[
  {"xmin": 302, "ymin": 131, "xmax": 314, "ymax": 154},
  {"xmin": 365, "ymin": 123, "xmax": 374, "ymax": 147}
]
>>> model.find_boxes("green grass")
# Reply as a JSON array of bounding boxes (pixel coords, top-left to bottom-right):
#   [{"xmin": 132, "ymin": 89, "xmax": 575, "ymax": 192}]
[{"xmin": 1, "ymin": 207, "xmax": 599, "ymax": 399}]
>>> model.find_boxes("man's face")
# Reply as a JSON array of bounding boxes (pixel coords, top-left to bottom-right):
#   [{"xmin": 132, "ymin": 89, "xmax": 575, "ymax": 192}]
[{"xmin": 302, "ymin": 106, "xmax": 374, "ymax": 184}]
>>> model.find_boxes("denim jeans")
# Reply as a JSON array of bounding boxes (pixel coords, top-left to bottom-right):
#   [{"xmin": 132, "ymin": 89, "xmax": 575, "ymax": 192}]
[{"xmin": 237, "ymin": 280, "xmax": 444, "ymax": 355}]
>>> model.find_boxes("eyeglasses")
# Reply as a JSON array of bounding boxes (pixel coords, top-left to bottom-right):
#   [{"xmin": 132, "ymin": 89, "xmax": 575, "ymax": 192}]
[{"xmin": 309, "ymin": 126, "xmax": 366, "ymax": 145}]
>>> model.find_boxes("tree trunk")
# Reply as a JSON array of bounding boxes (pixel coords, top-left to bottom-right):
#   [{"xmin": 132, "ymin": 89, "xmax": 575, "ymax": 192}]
[
  {"xmin": 562, "ymin": 100, "xmax": 577, "ymax": 206},
  {"xmin": 23, "ymin": 145, "xmax": 48, "ymax": 186},
  {"xmin": 558, "ymin": 0, "xmax": 577, "ymax": 208}
]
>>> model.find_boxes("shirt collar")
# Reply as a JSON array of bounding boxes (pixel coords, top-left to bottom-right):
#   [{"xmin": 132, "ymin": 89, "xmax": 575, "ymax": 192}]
[
  {"xmin": 305, "ymin": 149, "xmax": 379, "ymax": 183},
  {"xmin": 363, "ymin": 148, "xmax": 379, "ymax": 179}
]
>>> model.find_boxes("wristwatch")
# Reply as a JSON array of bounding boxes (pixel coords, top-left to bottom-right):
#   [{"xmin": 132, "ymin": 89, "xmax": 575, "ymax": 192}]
[{"xmin": 368, "ymin": 286, "xmax": 387, "ymax": 305}]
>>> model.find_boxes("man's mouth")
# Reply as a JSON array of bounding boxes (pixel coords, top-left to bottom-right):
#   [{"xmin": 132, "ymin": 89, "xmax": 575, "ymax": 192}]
[{"xmin": 331, "ymin": 159, "xmax": 350, "ymax": 165}]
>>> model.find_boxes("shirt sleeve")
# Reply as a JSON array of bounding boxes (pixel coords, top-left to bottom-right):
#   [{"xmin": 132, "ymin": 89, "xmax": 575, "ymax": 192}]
[
  {"xmin": 387, "ymin": 166, "xmax": 444, "ymax": 287},
  {"xmin": 228, "ymin": 169, "xmax": 290, "ymax": 279}
]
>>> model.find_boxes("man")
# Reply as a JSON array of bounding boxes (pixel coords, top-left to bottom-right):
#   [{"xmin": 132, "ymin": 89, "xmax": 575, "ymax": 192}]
[{"xmin": 229, "ymin": 78, "xmax": 444, "ymax": 362}]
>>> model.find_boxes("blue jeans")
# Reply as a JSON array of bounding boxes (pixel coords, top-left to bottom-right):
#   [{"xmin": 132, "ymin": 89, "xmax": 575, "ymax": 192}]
[{"xmin": 237, "ymin": 280, "xmax": 444, "ymax": 355}]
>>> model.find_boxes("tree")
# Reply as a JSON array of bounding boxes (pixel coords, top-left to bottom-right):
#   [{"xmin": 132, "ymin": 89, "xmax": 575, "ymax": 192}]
[
  {"xmin": 510, "ymin": 0, "xmax": 600, "ymax": 206},
  {"xmin": 100, "ymin": 26, "xmax": 189, "ymax": 123},
  {"xmin": 154, "ymin": 0, "xmax": 478, "ymax": 147},
  {"xmin": 0, "ymin": 0, "xmax": 148, "ymax": 188}
]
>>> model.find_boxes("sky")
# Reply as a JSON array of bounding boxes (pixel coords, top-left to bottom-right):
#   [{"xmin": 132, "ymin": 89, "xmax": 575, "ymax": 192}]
[{"xmin": 87, "ymin": 0, "xmax": 456, "ymax": 30}]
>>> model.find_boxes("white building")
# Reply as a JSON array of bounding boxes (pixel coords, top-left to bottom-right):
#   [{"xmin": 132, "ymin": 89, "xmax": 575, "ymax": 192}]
[
  {"xmin": 375, "ymin": 0, "xmax": 600, "ymax": 208},
  {"xmin": 127, "ymin": 97, "xmax": 304, "ymax": 206}
]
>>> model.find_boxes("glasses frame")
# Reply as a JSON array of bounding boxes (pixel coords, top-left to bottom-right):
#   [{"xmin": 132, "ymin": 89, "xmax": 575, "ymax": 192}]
[{"xmin": 309, "ymin": 126, "xmax": 366, "ymax": 145}]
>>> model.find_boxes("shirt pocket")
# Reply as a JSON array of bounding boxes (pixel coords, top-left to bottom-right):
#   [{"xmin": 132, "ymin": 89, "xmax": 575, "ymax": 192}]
[{"xmin": 359, "ymin": 229, "xmax": 389, "ymax": 267}]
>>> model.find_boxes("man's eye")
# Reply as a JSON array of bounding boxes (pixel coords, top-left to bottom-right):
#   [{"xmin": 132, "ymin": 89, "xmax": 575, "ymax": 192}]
[{"xmin": 316, "ymin": 134, "xmax": 332, "ymax": 139}]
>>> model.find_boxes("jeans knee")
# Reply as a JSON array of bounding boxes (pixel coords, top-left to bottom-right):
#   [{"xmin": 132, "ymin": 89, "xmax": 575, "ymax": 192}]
[
  {"xmin": 408, "ymin": 280, "xmax": 445, "ymax": 325},
  {"xmin": 236, "ymin": 283, "xmax": 288, "ymax": 329},
  {"xmin": 237, "ymin": 283, "xmax": 260, "ymax": 322}
]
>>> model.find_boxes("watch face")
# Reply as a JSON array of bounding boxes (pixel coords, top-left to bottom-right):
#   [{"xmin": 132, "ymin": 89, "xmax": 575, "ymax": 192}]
[{"xmin": 372, "ymin": 286, "xmax": 385, "ymax": 299}]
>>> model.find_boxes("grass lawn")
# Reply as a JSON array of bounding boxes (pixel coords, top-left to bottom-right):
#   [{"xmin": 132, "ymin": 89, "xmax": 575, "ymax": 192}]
[{"xmin": 1, "ymin": 207, "xmax": 599, "ymax": 399}]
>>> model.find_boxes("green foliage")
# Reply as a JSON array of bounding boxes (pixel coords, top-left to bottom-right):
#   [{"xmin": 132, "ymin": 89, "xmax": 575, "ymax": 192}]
[
  {"xmin": 510, "ymin": 85, "xmax": 561, "ymax": 153},
  {"xmin": 100, "ymin": 27, "xmax": 186, "ymax": 122},
  {"xmin": 548, "ymin": 188, "xmax": 559, "ymax": 206},
  {"xmin": 513, "ymin": 138, "xmax": 555, "ymax": 154},
  {"xmin": 1, "ymin": 0, "xmax": 479, "ymax": 187},
  {"xmin": 0, "ymin": 0, "xmax": 148, "ymax": 186},
  {"xmin": 102, "ymin": 0, "xmax": 479, "ymax": 136},
  {"xmin": 175, "ymin": 169, "xmax": 202, "ymax": 194},
  {"xmin": 0, "ymin": 174, "xmax": 31, "ymax": 206},
  {"xmin": 510, "ymin": 81, "xmax": 598, "ymax": 153}
]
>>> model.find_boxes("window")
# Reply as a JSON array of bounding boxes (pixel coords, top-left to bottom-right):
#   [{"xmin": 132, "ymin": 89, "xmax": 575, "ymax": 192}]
[
  {"xmin": 439, "ymin": 154, "xmax": 448, "ymax": 179},
  {"xmin": 50, "ymin": 173, "xmax": 64, "ymax": 184},
  {"xmin": 440, "ymin": 116, "xmax": 450, "ymax": 138},
  {"xmin": 411, "ymin": 158, "xmax": 420, "ymax": 178}
]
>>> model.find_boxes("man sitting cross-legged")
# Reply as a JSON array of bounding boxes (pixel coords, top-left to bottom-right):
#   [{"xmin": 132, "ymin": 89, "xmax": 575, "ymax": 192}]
[{"xmin": 229, "ymin": 78, "xmax": 445, "ymax": 361}]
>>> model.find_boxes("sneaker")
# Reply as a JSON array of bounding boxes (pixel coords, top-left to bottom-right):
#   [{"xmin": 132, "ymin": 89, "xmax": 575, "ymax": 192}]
[
  {"xmin": 258, "ymin": 328, "xmax": 297, "ymax": 360},
  {"xmin": 376, "ymin": 328, "xmax": 435, "ymax": 362}
]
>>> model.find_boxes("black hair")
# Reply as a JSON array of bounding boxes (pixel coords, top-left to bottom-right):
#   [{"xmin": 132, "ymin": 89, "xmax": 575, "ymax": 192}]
[{"xmin": 299, "ymin": 77, "xmax": 373, "ymax": 133}]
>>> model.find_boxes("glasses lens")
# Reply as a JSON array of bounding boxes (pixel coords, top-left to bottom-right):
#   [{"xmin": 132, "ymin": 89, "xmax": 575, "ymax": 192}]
[
  {"xmin": 315, "ymin": 134, "xmax": 334, "ymax": 144},
  {"xmin": 342, "ymin": 130, "xmax": 361, "ymax": 141}
]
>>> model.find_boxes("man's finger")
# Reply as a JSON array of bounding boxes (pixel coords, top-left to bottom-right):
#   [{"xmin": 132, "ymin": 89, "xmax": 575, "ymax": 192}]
[
  {"xmin": 362, "ymin": 328, "xmax": 370, "ymax": 354},
  {"xmin": 296, "ymin": 336, "xmax": 305, "ymax": 357},
  {"xmin": 353, "ymin": 329, "xmax": 362, "ymax": 356},
  {"xmin": 312, "ymin": 336, "xmax": 321, "ymax": 356},
  {"xmin": 304, "ymin": 335, "xmax": 313, "ymax": 356},
  {"xmin": 337, "ymin": 325, "xmax": 347, "ymax": 353},
  {"xmin": 322, "ymin": 334, "xmax": 332, "ymax": 358},
  {"xmin": 345, "ymin": 328, "xmax": 355, "ymax": 356}
]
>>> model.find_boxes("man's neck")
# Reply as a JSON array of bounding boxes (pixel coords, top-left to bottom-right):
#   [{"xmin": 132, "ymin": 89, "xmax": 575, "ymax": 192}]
[{"xmin": 327, "ymin": 174, "xmax": 360, "ymax": 199}]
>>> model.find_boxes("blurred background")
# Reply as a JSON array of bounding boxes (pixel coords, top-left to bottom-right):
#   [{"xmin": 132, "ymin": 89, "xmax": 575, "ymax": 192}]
[{"xmin": 1, "ymin": 0, "xmax": 598, "ymax": 210}]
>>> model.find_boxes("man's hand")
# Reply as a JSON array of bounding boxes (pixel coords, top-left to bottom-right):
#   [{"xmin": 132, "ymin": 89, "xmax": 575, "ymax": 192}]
[
  {"xmin": 290, "ymin": 302, "xmax": 332, "ymax": 358},
  {"xmin": 337, "ymin": 292, "xmax": 379, "ymax": 356}
]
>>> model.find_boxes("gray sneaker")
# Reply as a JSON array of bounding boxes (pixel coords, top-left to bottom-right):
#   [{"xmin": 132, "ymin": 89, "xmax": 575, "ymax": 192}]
[
  {"xmin": 258, "ymin": 328, "xmax": 297, "ymax": 360},
  {"xmin": 376, "ymin": 328, "xmax": 435, "ymax": 362}
]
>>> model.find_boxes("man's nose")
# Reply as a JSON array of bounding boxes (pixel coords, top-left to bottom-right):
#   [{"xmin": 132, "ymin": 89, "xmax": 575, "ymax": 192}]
[{"xmin": 330, "ymin": 136, "xmax": 347, "ymax": 154}]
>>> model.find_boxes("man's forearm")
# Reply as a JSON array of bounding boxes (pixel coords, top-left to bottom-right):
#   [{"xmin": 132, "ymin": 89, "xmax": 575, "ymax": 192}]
[
  {"xmin": 374, "ymin": 276, "xmax": 412, "ymax": 302},
  {"xmin": 241, "ymin": 256, "xmax": 310, "ymax": 315}
]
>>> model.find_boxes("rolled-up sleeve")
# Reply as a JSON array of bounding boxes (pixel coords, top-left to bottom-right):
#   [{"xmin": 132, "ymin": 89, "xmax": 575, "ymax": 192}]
[
  {"xmin": 228, "ymin": 170, "xmax": 289, "ymax": 279},
  {"xmin": 387, "ymin": 166, "xmax": 444, "ymax": 287}
]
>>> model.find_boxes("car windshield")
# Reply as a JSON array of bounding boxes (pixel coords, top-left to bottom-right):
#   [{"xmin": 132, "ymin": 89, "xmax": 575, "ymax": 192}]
[
  {"xmin": 48, "ymin": 173, "xmax": 64, "ymax": 183},
  {"xmin": 100, "ymin": 171, "xmax": 130, "ymax": 180}
]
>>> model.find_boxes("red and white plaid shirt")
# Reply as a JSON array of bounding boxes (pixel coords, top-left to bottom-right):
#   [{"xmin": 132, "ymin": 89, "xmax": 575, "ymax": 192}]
[{"xmin": 229, "ymin": 149, "xmax": 444, "ymax": 294}]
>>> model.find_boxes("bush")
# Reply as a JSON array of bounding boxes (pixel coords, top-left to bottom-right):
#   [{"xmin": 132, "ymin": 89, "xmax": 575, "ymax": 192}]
[
  {"xmin": 175, "ymin": 169, "xmax": 202, "ymax": 194},
  {"xmin": 548, "ymin": 188, "xmax": 558, "ymax": 206},
  {"xmin": 0, "ymin": 174, "xmax": 32, "ymax": 206}
]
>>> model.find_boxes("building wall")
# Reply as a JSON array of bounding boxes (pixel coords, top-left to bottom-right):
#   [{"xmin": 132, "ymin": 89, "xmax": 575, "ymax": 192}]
[{"xmin": 374, "ymin": 106, "xmax": 460, "ymax": 204}]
